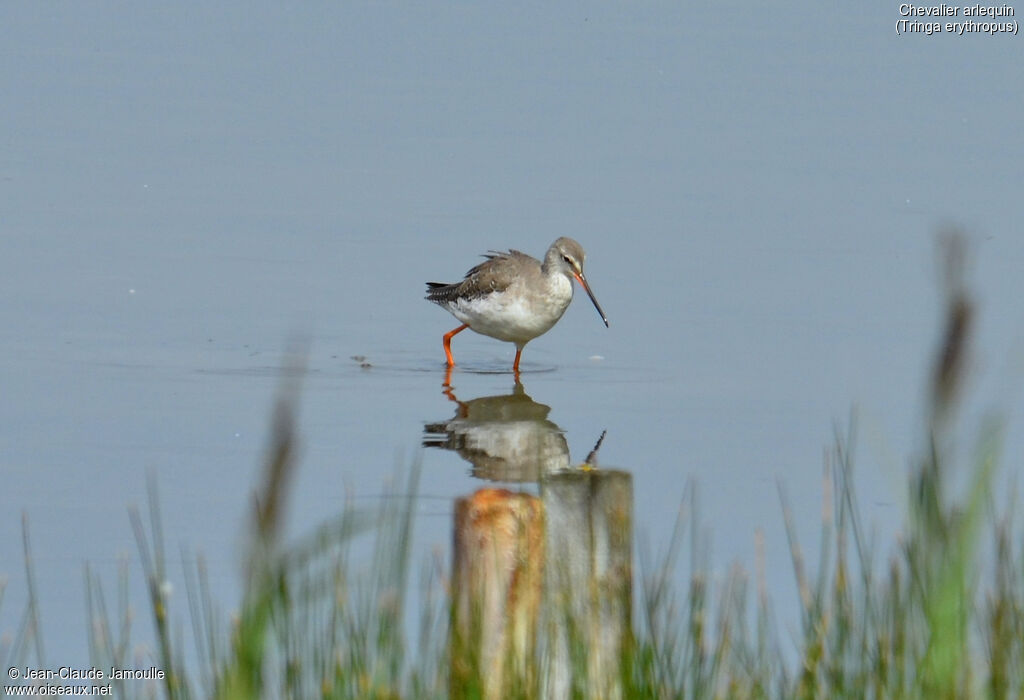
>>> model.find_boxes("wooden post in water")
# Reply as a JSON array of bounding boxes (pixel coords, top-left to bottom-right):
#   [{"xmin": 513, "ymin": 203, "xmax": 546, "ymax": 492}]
[
  {"xmin": 540, "ymin": 469, "xmax": 633, "ymax": 700},
  {"xmin": 450, "ymin": 488, "xmax": 545, "ymax": 699}
]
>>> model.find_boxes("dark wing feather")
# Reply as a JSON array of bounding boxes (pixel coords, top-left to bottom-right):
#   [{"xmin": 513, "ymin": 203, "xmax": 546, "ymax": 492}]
[{"xmin": 425, "ymin": 249, "xmax": 536, "ymax": 305}]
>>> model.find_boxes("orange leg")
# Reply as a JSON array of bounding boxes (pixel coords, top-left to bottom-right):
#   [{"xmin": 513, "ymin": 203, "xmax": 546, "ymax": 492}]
[
  {"xmin": 513, "ymin": 347, "xmax": 523, "ymax": 375},
  {"xmin": 443, "ymin": 324, "xmax": 469, "ymax": 366}
]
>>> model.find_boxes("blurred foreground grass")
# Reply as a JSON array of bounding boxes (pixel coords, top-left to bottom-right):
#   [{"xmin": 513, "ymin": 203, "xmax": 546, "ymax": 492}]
[{"xmin": 2, "ymin": 233, "xmax": 1022, "ymax": 698}]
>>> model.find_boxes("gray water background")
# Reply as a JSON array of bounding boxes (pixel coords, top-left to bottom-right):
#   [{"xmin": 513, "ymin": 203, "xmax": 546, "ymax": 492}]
[{"xmin": 3, "ymin": 1, "xmax": 1023, "ymax": 668}]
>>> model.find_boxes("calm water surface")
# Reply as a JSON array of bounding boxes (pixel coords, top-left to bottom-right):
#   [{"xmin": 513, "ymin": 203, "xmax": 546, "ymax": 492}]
[{"xmin": 2, "ymin": 1, "xmax": 1023, "ymax": 668}]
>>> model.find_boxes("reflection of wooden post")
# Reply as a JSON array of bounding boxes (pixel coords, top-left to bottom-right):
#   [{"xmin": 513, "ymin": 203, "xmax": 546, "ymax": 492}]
[
  {"xmin": 541, "ymin": 470, "xmax": 633, "ymax": 700},
  {"xmin": 451, "ymin": 488, "xmax": 544, "ymax": 699}
]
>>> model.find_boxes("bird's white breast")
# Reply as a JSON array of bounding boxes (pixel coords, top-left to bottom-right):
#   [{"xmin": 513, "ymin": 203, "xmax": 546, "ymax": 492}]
[{"xmin": 448, "ymin": 273, "xmax": 573, "ymax": 345}]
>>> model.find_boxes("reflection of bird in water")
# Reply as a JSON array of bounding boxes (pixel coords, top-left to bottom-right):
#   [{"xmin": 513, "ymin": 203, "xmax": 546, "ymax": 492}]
[
  {"xmin": 582, "ymin": 430, "xmax": 607, "ymax": 469},
  {"xmin": 424, "ymin": 383, "xmax": 570, "ymax": 482},
  {"xmin": 425, "ymin": 237, "xmax": 608, "ymax": 375}
]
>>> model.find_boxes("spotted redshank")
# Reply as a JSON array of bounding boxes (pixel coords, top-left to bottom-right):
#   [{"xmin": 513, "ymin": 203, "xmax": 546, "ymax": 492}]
[{"xmin": 426, "ymin": 237, "xmax": 608, "ymax": 374}]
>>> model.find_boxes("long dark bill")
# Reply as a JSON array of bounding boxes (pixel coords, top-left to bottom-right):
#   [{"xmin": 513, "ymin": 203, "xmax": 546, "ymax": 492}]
[{"xmin": 574, "ymin": 273, "xmax": 609, "ymax": 327}]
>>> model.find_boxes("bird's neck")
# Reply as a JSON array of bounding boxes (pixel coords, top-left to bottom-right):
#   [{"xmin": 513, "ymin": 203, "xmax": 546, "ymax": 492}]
[{"xmin": 540, "ymin": 249, "xmax": 561, "ymax": 278}]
